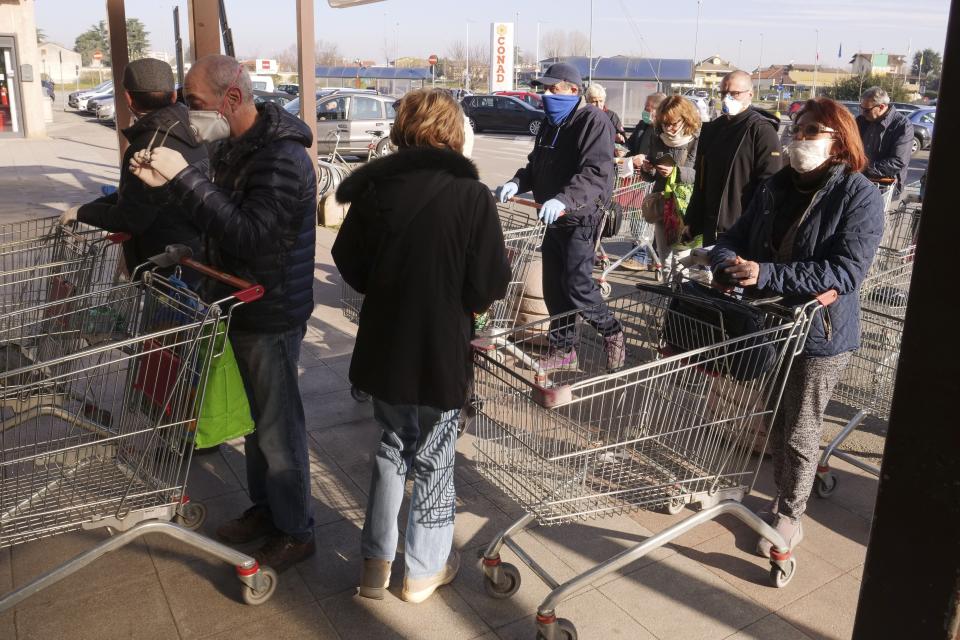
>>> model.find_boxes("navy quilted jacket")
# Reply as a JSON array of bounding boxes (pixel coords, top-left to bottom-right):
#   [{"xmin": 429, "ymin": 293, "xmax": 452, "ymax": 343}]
[
  {"xmin": 711, "ymin": 164, "xmax": 884, "ymax": 357},
  {"xmin": 170, "ymin": 102, "xmax": 317, "ymax": 332}
]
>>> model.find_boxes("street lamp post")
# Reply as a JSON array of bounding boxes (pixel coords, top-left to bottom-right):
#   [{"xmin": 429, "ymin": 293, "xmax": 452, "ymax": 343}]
[
  {"xmin": 756, "ymin": 32, "xmax": 764, "ymax": 96},
  {"xmin": 536, "ymin": 20, "xmax": 548, "ymax": 76},
  {"xmin": 693, "ymin": 0, "xmax": 703, "ymax": 70},
  {"xmin": 465, "ymin": 20, "xmax": 475, "ymax": 92},
  {"xmin": 515, "ymin": 11, "xmax": 520, "ymax": 90},
  {"xmin": 588, "ymin": 0, "xmax": 594, "ymax": 84},
  {"xmin": 737, "ymin": 39, "xmax": 743, "ymax": 69},
  {"xmin": 813, "ymin": 29, "xmax": 820, "ymax": 98}
]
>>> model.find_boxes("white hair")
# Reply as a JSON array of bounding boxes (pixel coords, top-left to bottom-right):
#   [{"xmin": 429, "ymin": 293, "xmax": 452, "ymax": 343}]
[
  {"xmin": 194, "ymin": 54, "xmax": 254, "ymax": 105},
  {"xmin": 585, "ymin": 83, "xmax": 607, "ymax": 100},
  {"xmin": 861, "ymin": 86, "xmax": 890, "ymax": 106}
]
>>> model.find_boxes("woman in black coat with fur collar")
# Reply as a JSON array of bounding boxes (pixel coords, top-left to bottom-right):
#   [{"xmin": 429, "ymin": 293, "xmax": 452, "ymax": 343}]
[{"xmin": 332, "ymin": 89, "xmax": 510, "ymax": 604}]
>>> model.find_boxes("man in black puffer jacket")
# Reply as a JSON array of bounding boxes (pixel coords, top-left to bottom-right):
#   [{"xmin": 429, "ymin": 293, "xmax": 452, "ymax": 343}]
[
  {"xmin": 130, "ymin": 55, "xmax": 317, "ymax": 572},
  {"xmin": 60, "ymin": 58, "xmax": 206, "ymax": 281}
]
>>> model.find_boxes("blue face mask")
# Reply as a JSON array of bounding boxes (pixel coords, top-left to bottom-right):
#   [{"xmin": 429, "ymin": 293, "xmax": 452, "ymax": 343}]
[{"xmin": 542, "ymin": 93, "xmax": 580, "ymax": 126}]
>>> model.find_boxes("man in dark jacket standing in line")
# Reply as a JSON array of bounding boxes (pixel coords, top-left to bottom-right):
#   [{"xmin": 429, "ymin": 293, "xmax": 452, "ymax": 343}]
[
  {"xmin": 495, "ymin": 63, "xmax": 624, "ymax": 372},
  {"xmin": 130, "ymin": 55, "xmax": 318, "ymax": 572},
  {"xmin": 856, "ymin": 86, "xmax": 914, "ymax": 197},
  {"xmin": 60, "ymin": 58, "xmax": 206, "ymax": 279},
  {"xmin": 684, "ymin": 70, "xmax": 782, "ymax": 245}
]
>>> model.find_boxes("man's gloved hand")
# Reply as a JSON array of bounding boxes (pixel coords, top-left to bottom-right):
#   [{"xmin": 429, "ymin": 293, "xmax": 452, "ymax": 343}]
[
  {"xmin": 129, "ymin": 151, "xmax": 169, "ymax": 188},
  {"xmin": 142, "ymin": 147, "xmax": 189, "ymax": 180},
  {"xmin": 58, "ymin": 205, "xmax": 80, "ymax": 227},
  {"xmin": 495, "ymin": 181, "xmax": 519, "ymax": 203},
  {"xmin": 539, "ymin": 199, "xmax": 566, "ymax": 224}
]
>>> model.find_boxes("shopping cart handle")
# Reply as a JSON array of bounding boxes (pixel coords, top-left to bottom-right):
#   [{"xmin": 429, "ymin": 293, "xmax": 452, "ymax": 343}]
[
  {"xmin": 871, "ymin": 177, "xmax": 896, "ymax": 185},
  {"xmin": 815, "ymin": 289, "xmax": 838, "ymax": 307},
  {"xmin": 509, "ymin": 197, "xmax": 542, "ymax": 209},
  {"xmin": 106, "ymin": 232, "xmax": 132, "ymax": 244},
  {"xmin": 156, "ymin": 245, "xmax": 265, "ymax": 303}
]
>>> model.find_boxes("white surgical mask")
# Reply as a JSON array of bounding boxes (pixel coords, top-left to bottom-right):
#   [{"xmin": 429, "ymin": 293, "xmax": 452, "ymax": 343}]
[
  {"xmin": 722, "ymin": 95, "xmax": 745, "ymax": 117},
  {"xmin": 188, "ymin": 110, "xmax": 231, "ymax": 143},
  {"xmin": 660, "ymin": 127, "xmax": 692, "ymax": 148},
  {"xmin": 787, "ymin": 138, "xmax": 833, "ymax": 173}
]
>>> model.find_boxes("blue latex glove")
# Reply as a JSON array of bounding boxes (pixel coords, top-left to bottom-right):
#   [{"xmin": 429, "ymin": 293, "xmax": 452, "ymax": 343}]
[
  {"xmin": 496, "ymin": 182, "xmax": 519, "ymax": 203},
  {"xmin": 539, "ymin": 199, "xmax": 566, "ymax": 224}
]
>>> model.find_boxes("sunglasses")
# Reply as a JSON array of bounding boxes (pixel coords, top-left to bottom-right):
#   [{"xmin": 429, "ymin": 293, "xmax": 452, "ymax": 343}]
[{"xmin": 787, "ymin": 123, "xmax": 836, "ymax": 138}]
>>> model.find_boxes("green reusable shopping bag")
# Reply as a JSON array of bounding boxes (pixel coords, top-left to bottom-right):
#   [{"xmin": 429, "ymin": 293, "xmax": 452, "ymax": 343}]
[{"xmin": 193, "ymin": 323, "xmax": 255, "ymax": 448}]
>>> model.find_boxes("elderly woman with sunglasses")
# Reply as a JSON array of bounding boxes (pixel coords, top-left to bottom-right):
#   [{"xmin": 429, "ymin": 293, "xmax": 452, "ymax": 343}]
[{"xmin": 710, "ymin": 97, "xmax": 884, "ymax": 556}]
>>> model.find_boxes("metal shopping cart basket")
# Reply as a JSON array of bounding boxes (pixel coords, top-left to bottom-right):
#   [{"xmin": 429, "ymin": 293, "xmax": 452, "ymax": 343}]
[
  {"xmin": 0, "ymin": 246, "xmax": 278, "ymax": 611},
  {"xmin": 595, "ymin": 174, "xmax": 657, "ymax": 297},
  {"xmin": 470, "ymin": 281, "xmax": 834, "ymax": 639},
  {"xmin": 814, "ymin": 244, "xmax": 915, "ymax": 497},
  {"xmin": 0, "ymin": 216, "xmax": 128, "ymax": 322}
]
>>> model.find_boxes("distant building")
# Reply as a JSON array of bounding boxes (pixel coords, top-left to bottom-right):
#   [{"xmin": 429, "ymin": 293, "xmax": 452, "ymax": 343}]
[
  {"xmin": 694, "ymin": 55, "xmax": 736, "ymax": 93},
  {"xmin": 849, "ymin": 52, "xmax": 908, "ymax": 77},
  {"xmin": 0, "ymin": 0, "xmax": 47, "ymax": 137},
  {"xmin": 751, "ymin": 63, "xmax": 854, "ymax": 99},
  {"xmin": 38, "ymin": 42, "xmax": 82, "ymax": 83}
]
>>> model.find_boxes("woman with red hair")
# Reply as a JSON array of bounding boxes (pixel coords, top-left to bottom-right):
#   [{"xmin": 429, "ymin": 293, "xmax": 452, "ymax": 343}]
[{"xmin": 710, "ymin": 98, "xmax": 884, "ymax": 556}]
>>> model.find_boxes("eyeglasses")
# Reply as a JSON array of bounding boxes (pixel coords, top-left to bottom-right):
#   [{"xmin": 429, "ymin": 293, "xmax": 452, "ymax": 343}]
[
  {"xmin": 719, "ymin": 89, "xmax": 750, "ymax": 99},
  {"xmin": 859, "ymin": 103, "xmax": 881, "ymax": 112},
  {"xmin": 586, "ymin": 98, "xmax": 603, "ymax": 104},
  {"xmin": 787, "ymin": 123, "xmax": 836, "ymax": 138},
  {"xmin": 661, "ymin": 119, "xmax": 683, "ymax": 129}
]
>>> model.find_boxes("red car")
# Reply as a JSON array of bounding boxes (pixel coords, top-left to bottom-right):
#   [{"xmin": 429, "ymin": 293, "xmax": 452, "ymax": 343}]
[{"xmin": 494, "ymin": 91, "xmax": 543, "ymax": 110}]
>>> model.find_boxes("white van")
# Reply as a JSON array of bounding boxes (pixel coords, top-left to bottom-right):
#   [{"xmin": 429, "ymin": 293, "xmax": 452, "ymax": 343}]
[{"xmin": 249, "ymin": 75, "xmax": 275, "ymax": 93}]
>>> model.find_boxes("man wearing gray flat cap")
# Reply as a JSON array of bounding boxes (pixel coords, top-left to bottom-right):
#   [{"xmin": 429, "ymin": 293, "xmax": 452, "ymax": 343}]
[{"xmin": 60, "ymin": 57, "xmax": 207, "ymax": 282}]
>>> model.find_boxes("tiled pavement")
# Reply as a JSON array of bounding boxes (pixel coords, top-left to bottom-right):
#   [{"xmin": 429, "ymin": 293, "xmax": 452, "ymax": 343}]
[{"xmin": 0, "ymin": 108, "xmax": 880, "ymax": 639}]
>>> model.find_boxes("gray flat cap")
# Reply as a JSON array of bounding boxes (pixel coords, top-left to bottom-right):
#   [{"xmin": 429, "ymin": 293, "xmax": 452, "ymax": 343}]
[{"xmin": 123, "ymin": 58, "xmax": 175, "ymax": 93}]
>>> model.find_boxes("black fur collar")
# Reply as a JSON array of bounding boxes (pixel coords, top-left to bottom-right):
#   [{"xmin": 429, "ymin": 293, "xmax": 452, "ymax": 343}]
[{"xmin": 336, "ymin": 146, "xmax": 479, "ymax": 203}]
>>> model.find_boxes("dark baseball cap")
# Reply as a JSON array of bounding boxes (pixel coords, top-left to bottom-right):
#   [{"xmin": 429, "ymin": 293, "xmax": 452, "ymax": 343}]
[
  {"xmin": 533, "ymin": 63, "xmax": 582, "ymax": 88},
  {"xmin": 123, "ymin": 58, "xmax": 175, "ymax": 93}
]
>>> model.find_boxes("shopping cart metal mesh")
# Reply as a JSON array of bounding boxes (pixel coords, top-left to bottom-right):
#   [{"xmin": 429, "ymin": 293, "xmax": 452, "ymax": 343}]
[{"xmin": 471, "ymin": 285, "xmax": 814, "ymax": 525}]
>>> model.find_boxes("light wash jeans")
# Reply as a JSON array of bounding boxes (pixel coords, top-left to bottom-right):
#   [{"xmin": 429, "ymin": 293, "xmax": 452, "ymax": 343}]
[{"xmin": 361, "ymin": 399, "xmax": 458, "ymax": 579}]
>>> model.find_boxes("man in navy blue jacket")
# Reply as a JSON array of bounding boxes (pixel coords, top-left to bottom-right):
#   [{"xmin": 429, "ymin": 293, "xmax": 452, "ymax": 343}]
[
  {"xmin": 857, "ymin": 86, "xmax": 914, "ymax": 197},
  {"xmin": 495, "ymin": 63, "xmax": 624, "ymax": 372}
]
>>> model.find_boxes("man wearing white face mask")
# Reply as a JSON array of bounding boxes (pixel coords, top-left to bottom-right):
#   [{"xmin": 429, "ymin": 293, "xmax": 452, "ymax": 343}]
[
  {"xmin": 60, "ymin": 58, "xmax": 206, "ymax": 282},
  {"xmin": 130, "ymin": 54, "xmax": 318, "ymax": 574},
  {"xmin": 684, "ymin": 70, "xmax": 782, "ymax": 245},
  {"xmin": 710, "ymin": 97, "xmax": 883, "ymax": 558}
]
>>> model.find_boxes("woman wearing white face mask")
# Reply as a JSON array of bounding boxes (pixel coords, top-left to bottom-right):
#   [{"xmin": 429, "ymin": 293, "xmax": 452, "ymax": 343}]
[{"xmin": 710, "ymin": 98, "xmax": 884, "ymax": 557}]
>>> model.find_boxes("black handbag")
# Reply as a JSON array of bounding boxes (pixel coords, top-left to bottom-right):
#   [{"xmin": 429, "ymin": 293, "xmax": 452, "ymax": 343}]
[
  {"xmin": 600, "ymin": 200, "xmax": 624, "ymax": 239},
  {"xmin": 656, "ymin": 281, "xmax": 780, "ymax": 382}
]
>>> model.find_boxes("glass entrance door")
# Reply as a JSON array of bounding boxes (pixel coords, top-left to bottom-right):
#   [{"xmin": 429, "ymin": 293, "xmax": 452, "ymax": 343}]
[{"xmin": 0, "ymin": 36, "xmax": 23, "ymax": 137}]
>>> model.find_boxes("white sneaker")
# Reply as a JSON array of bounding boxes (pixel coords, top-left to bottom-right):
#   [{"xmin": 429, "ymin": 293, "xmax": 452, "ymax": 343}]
[{"xmin": 401, "ymin": 551, "xmax": 460, "ymax": 604}]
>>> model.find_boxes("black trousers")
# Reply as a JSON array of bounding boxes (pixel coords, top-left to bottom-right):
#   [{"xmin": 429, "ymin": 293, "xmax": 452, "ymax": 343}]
[{"xmin": 541, "ymin": 224, "xmax": 622, "ymax": 351}]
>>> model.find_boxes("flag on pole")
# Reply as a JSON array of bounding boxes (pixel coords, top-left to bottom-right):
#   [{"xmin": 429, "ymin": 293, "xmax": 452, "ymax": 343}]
[{"xmin": 838, "ymin": 43, "xmax": 842, "ymax": 59}]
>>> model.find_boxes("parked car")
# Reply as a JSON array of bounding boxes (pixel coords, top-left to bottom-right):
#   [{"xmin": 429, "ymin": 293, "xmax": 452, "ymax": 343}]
[
  {"xmin": 682, "ymin": 95, "xmax": 712, "ymax": 123},
  {"xmin": 284, "ymin": 88, "xmax": 395, "ymax": 157},
  {"xmin": 461, "ymin": 94, "xmax": 544, "ymax": 135},
  {"xmin": 683, "ymin": 89, "xmax": 709, "ymax": 99},
  {"xmin": 839, "ymin": 101, "xmax": 862, "ymax": 117},
  {"xmin": 41, "ymin": 79, "xmax": 55, "ymax": 102},
  {"xmin": 494, "ymin": 90, "xmax": 543, "ymax": 109},
  {"xmin": 253, "ymin": 90, "xmax": 292, "ymax": 107},
  {"xmin": 85, "ymin": 92, "xmax": 114, "ymax": 115},
  {"xmin": 787, "ymin": 100, "xmax": 805, "ymax": 116},
  {"xmin": 70, "ymin": 81, "xmax": 113, "ymax": 110},
  {"xmin": 891, "ymin": 101, "xmax": 920, "ymax": 113},
  {"xmin": 760, "ymin": 94, "xmax": 779, "ymax": 102},
  {"xmin": 249, "ymin": 74, "xmax": 275, "ymax": 92},
  {"xmin": 96, "ymin": 98, "xmax": 115, "ymax": 126},
  {"xmin": 277, "ymin": 83, "xmax": 299, "ymax": 96},
  {"xmin": 903, "ymin": 107, "xmax": 936, "ymax": 153}
]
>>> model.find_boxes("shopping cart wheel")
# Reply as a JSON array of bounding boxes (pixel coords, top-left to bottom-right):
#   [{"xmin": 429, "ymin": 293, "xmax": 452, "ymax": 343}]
[
  {"xmin": 598, "ymin": 281, "xmax": 612, "ymax": 299},
  {"xmin": 174, "ymin": 501, "xmax": 208, "ymax": 531},
  {"xmin": 664, "ymin": 496, "xmax": 685, "ymax": 516},
  {"xmin": 769, "ymin": 556, "xmax": 798, "ymax": 588},
  {"xmin": 350, "ymin": 385, "xmax": 371, "ymax": 403},
  {"xmin": 815, "ymin": 472, "xmax": 838, "ymax": 498},
  {"xmin": 242, "ymin": 566, "xmax": 279, "ymax": 605},
  {"xmin": 483, "ymin": 562, "xmax": 521, "ymax": 599},
  {"xmin": 536, "ymin": 618, "xmax": 577, "ymax": 640}
]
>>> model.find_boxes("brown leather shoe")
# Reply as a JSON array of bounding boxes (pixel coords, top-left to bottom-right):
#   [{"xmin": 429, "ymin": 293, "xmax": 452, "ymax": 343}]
[
  {"xmin": 253, "ymin": 532, "xmax": 316, "ymax": 573},
  {"xmin": 215, "ymin": 506, "xmax": 277, "ymax": 544}
]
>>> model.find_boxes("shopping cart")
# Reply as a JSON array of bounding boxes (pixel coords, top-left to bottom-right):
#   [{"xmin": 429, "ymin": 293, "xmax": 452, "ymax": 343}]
[
  {"xmin": 471, "ymin": 282, "xmax": 834, "ymax": 639},
  {"xmin": 0, "ymin": 216, "xmax": 128, "ymax": 322},
  {"xmin": 815, "ymin": 245, "xmax": 916, "ymax": 497},
  {"xmin": 595, "ymin": 174, "xmax": 657, "ymax": 297},
  {"xmin": 0, "ymin": 246, "xmax": 279, "ymax": 611}
]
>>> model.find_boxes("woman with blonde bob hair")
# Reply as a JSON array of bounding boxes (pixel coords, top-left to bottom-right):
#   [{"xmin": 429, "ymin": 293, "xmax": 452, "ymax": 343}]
[{"xmin": 332, "ymin": 89, "xmax": 510, "ymax": 604}]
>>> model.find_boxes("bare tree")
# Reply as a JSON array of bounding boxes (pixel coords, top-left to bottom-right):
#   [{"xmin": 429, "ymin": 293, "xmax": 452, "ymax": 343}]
[
  {"xmin": 566, "ymin": 31, "xmax": 589, "ymax": 57},
  {"xmin": 446, "ymin": 40, "xmax": 467, "ymax": 85},
  {"xmin": 542, "ymin": 29, "xmax": 565, "ymax": 60},
  {"xmin": 275, "ymin": 44, "xmax": 299, "ymax": 71},
  {"xmin": 315, "ymin": 39, "xmax": 344, "ymax": 66},
  {"xmin": 469, "ymin": 42, "xmax": 490, "ymax": 86}
]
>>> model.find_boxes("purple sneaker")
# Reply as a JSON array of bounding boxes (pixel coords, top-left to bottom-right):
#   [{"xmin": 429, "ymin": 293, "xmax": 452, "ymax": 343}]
[
  {"xmin": 604, "ymin": 331, "xmax": 626, "ymax": 372},
  {"xmin": 537, "ymin": 348, "xmax": 578, "ymax": 373}
]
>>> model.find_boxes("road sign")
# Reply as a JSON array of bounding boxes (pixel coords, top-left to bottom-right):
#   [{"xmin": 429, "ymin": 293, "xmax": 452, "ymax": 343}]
[
  {"xmin": 428, "ymin": 54, "xmax": 438, "ymax": 66},
  {"xmin": 93, "ymin": 51, "xmax": 103, "ymax": 62}
]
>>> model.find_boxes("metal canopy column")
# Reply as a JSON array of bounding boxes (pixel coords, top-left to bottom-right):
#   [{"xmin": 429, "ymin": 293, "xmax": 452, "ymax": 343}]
[
  {"xmin": 187, "ymin": 0, "xmax": 221, "ymax": 62},
  {"xmin": 105, "ymin": 0, "xmax": 131, "ymax": 156}
]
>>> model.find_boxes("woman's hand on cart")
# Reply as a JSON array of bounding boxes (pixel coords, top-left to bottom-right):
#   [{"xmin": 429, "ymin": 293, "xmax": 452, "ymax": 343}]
[{"xmin": 717, "ymin": 255, "xmax": 761, "ymax": 288}]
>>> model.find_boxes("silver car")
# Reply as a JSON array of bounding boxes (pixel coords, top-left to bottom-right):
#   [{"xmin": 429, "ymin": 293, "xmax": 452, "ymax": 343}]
[
  {"xmin": 285, "ymin": 89, "xmax": 396, "ymax": 157},
  {"xmin": 71, "ymin": 81, "xmax": 113, "ymax": 110}
]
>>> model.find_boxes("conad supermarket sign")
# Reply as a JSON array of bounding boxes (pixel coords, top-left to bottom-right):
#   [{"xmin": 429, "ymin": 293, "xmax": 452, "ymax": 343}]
[{"xmin": 489, "ymin": 22, "xmax": 515, "ymax": 92}]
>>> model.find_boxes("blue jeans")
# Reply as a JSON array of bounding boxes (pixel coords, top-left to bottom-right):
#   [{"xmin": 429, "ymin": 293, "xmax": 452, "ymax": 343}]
[
  {"xmin": 230, "ymin": 325, "xmax": 314, "ymax": 541},
  {"xmin": 361, "ymin": 399, "xmax": 458, "ymax": 579}
]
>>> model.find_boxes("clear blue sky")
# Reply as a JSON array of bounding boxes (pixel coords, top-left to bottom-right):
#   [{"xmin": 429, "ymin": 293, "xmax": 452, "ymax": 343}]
[{"xmin": 36, "ymin": 0, "xmax": 951, "ymax": 70}]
